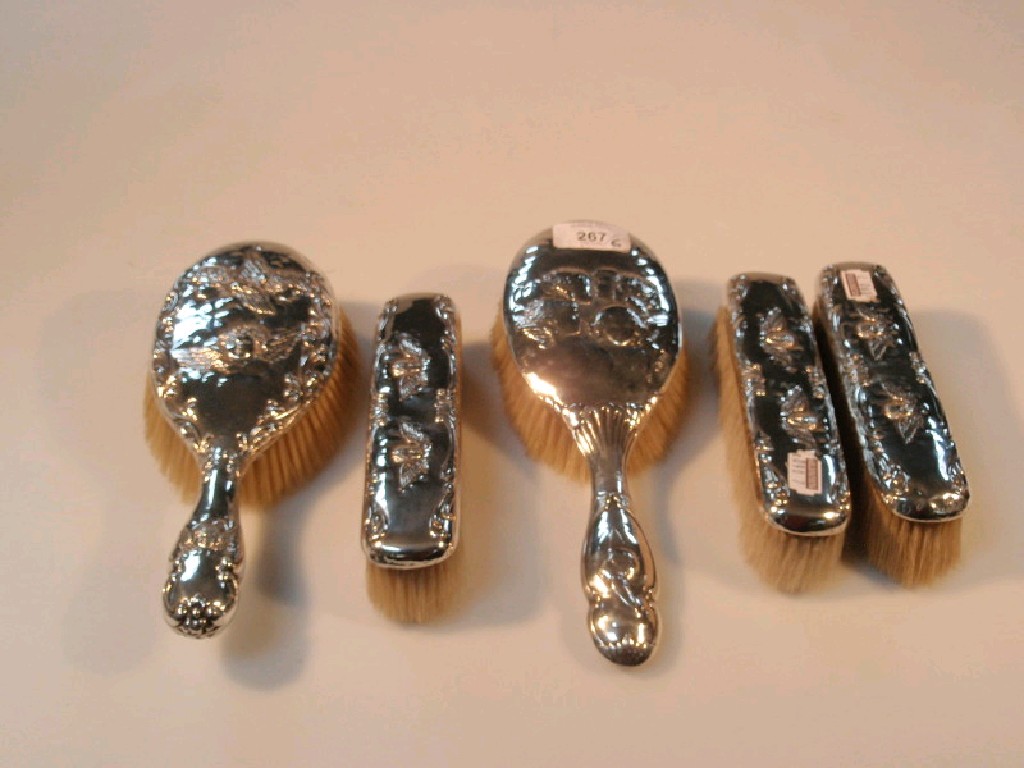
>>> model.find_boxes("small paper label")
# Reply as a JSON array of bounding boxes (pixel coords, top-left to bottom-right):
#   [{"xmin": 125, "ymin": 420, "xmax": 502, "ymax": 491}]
[
  {"xmin": 552, "ymin": 220, "xmax": 631, "ymax": 252},
  {"xmin": 840, "ymin": 269, "xmax": 878, "ymax": 302},
  {"xmin": 787, "ymin": 450, "xmax": 822, "ymax": 495}
]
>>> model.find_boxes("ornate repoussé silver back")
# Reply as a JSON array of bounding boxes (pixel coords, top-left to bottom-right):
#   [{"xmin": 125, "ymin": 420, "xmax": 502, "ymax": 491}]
[
  {"xmin": 815, "ymin": 263, "xmax": 968, "ymax": 521},
  {"xmin": 724, "ymin": 274, "xmax": 850, "ymax": 535},
  {"xmin": 363, "ymin": 294, "xmax": 460, "ymax": 568},
  {"xmin": 502, "ymin": 223, "xmax": 680, "ymax": 666},
  {"xmin": 151, "ymin": 242, "xmax": 337, "ymax": 638}
]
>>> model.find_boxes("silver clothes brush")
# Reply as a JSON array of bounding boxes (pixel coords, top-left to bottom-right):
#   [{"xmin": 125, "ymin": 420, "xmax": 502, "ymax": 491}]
[
  {"xmin": 150, "ymin": 243, "xmax": 342, "ymax": 638},
  {"xmin": 362, "ymin": 294, "xmax": 462, "ymax": 621},
  {"xmin": 714, "ymin": 274, "xmax": 850, "ymax": 591},
  {"xmin": 814, "ymin": 263, "xmax": 968, "ymax": 585},
  {"xmin": 498, "ymin": 221, "xmax": 682, "ymax": 666}
]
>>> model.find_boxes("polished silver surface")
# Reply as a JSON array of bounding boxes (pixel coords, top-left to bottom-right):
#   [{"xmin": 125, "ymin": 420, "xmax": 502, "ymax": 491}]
[
  {"xmin": 151, "ymin": 242, "xmax": 337, "ymax": 638},
  {"xmin": 363, "ymin": 294, "xmax": 460, "ymax": 567},
  {"xmin": 815, "ymin": 263, "xmax": 968, "ymax": 521},
  {"xmin": 724, "ymin": 274, "xmax": 850, "ymax": 534},
  {"xmin": 501, "ymin": 223, "xmax": 680, "ymax": 666}
]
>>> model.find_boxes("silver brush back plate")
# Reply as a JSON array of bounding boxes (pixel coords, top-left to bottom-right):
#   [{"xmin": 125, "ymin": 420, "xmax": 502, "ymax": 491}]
[
  {"xmin": 363, "ymin": 294, "xmax": 460, "ymax": 568},
  {"xmin": 502, "ymin": 229, "xmax": 679, "ymax": 407},
  {"xmin": 152, "ymin": 243, "xmax": 337, "ymax": 460},
  {"xmin": 815, "ymin": 263, "xmax": 968, "ymax": 522},
  {"xmin": 725, "ymin": 274, "xmax": 850, "ymax": 535}
]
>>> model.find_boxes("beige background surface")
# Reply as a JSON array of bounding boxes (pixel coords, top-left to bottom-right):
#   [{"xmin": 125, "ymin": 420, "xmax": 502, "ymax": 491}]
[{"xmin": 2, "ymin": 2, "xmax": 1022, "ymax": 766}]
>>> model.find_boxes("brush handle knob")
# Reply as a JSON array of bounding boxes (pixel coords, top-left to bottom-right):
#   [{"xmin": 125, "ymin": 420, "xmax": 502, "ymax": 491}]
[
  {"xmin": 569, "ymin": 404, "xmax": 659, "ymax": 666},
  {"xmin": 162, "ymin": 449, "xmax": 245, "ymax": 638},
  {"xmin": 583, "ymin": 490, "xmax": 658, "ymax": 666}
]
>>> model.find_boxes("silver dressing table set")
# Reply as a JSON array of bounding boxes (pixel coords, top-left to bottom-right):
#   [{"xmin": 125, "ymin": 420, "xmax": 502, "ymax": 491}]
[{"xmin": 147, "ymin": 222, "xmax": 969, "ymax": 667}]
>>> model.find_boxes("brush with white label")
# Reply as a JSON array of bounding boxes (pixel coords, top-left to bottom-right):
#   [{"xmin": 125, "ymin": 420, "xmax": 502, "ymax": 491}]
[
  {"xmin": 491, "ymin": 226, "xmax": 687, "ymax": 482},
  {"xmin": 713, "ymin": 274, "xmax": 850, "ymax": 592},
  {"xmin": 362, "ymin": 294, "xmax": 463, "ymax": 622},
  {"xmin": 814, "ymin": 263, "xmax": 968, "ymax": 585},
  {"xmin": 493, "ymin": 220, "xmax": 685, "ymax": 666}
]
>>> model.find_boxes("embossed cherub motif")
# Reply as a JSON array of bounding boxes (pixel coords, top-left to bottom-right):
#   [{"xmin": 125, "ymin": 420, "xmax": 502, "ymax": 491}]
[
  {"xmin": 163, "ymin": 249, "xmax": 320, "ymax": 382},
  {"xmin": 513, "ymin": 267, "xmax": 666, "ymax": 351}
]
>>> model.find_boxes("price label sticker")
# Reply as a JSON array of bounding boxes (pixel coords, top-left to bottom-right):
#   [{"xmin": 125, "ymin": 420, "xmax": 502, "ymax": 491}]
[
  {"xmin": 787, "ymin": 450, "xmax": 823, "ymax": 495},
  {"xmin": 840, "ymin": 269, "xmax": 878, "ymax": 302},
  {"xmin": 552, "ymin": 221, "xmax": 631, "ymax": 253}
]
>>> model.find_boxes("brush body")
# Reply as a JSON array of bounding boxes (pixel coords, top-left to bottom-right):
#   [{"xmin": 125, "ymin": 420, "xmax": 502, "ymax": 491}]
[
  {"xmin": 148, "ymin": 242, "xmax": 352, "ymax": 637},
  {"xmin": 814, "ymin": 263, "xmax": 968, "ymax": 585},
  {"xmin": 714, "ymin": 274, "xmax": 849, "ymax": 592},
  {"xmin": 497, "ymin": 220, "xmax": 682, "ymax": 666},
  {"xmin": 362, "ymin": 294, "xmax": 462, "ymax": 622}
]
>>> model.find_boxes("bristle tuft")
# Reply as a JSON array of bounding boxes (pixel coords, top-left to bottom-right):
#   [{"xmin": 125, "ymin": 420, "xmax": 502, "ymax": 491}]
[
  {"xmin": 365, "ymin": 550, "xmax": 462, "ymax": 623},
  {"xmin": 862, "ymin": 485, "xmax": 962, "ymax": 586},
  {"xmin": 144, "ymin": 310, "xmax": 359, "ymax": 507},
  {"xmin": 714, "ymin": 308, "xmax": 844, "ymax": 592},
  {"xmin": 143, "ymin": 381, "xmax": 198, "ymax": 502},
  {"xmin": 490, "ymin": 316, "xmax": 688, "ymax": 480}
]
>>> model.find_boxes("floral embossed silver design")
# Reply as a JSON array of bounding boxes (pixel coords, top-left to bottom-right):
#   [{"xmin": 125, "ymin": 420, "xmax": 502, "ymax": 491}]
[
  {"xmin": 502, "ymin": 223, "xmax": 679, "ymax": 666},
  {"xmin": 877, "ymin": 381, "xmax": 925, "ymax": 443},
  {"xmin": 815, "ymin": 263, "xmax": 968, "ymax": 521},
  {"xmin": 391, "ymin": 420, "xmax": 433, "ymax": 490},
  {"xmin": 152, "ymin": 243, "xmax": 337, "ymax": 638},
  {"xmin": 363, "ymin": 294, "xmax": 461, "ymax": 568},
  {"xmin": 780, "ymin": 386, "xmax": 823, "ymax": 447},
  {"xmin": 740, "ymin": 360, "xmax": 767, "ymax": 398},
  {"xmin": 724, "ymin": 274, "xmax": 850, "ymax": 534},
  {"xmin": 390, "ymin": 334, "xmax": 431, "ymax": 400},
  {"xmin": 509, "ymin": 263, "xmax": 675, "ymax": 381},
  {"xmin": 582, "ymin": 491, "xmax": 657, "ymax": 665},
  {"xmin": 760, "ymin": 306, "xmax": 800, "ymax": 369}
]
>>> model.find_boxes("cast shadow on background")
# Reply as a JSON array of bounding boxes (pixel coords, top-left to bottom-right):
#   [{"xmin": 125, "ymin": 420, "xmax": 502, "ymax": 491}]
[
  {"xmin": 51, "ymin": 289, "xmax": 164, "ymax": 677},
  {"xmin": 444, "ymin": 338, "xmax": 547, "ymax": 629},
  {"xmin": 902, "ymin": 310, "xmax": 1020, "ymax": 591},
  {"xmin": 632, "ymin": 279, "xmax": 728, "ymax": 670},
  {"xmin": 220, "ymin": 301, "xmax": 375, "ymax": 689}
]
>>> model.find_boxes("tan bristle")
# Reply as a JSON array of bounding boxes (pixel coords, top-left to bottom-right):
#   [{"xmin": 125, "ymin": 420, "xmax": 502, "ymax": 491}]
[
  {"xmin": 144, "ymin": 311, "xmax": 359, "ymax": 509},
  {"xmin": 809, "ymin": 303, "xmax": 962, "ymax": 586},
  {"xmin": 860, "ymin": 483, "xmax": 962, "ymax": 586},
  {"xmin": 713, "ymin": 307, "xmax": 845, "ymax": 592},
  {"xmin": 490, "ymin": 315, "xmax": 688, "ymax": 480},
  {"xmin": 365, "ymin": 548, "xmax": 463, "ymax": 623}
]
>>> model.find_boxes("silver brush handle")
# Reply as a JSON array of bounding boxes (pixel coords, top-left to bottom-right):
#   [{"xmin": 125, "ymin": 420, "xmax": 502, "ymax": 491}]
[
  {"xmin": 571, "ymin": 405, "xmax": 658, "ymax": 666},
  {"xmin": 162, "ymin": 449, "xmax": 245, "ymax": 638}
]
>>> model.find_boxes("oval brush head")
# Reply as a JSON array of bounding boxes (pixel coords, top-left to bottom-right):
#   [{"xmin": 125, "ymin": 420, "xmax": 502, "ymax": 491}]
[
  {"xmin": 144, "ymin": 311, "xmax": 359, "ymax": 509},
  {"xmin": 491, "ymin": 314, "xmax": 688, "ymax": 481}
]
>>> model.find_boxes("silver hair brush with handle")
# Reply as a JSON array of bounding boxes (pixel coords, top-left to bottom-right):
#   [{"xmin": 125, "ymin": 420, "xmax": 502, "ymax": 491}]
[{"xmin": 497, "ymin": 221, "xmax": 682, "ymax": 666}]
